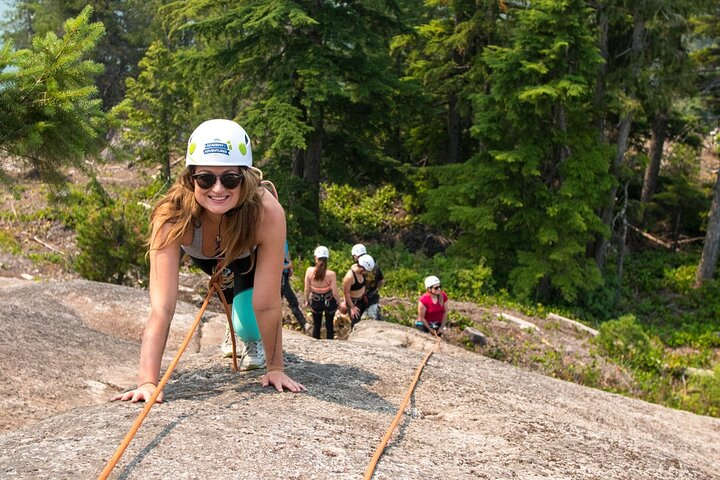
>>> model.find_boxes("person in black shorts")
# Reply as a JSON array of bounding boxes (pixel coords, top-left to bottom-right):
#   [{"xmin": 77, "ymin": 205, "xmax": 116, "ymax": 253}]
[{"xmin": 111, "ymin": 119, "xmax": 305, "ymax": 403}]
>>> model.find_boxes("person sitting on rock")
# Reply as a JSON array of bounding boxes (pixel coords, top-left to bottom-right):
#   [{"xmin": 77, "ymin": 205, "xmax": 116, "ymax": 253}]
[
  {"xmin": 303, "ymin": 246, "xmax": 342, "ymax": 339},
  {"xmin": 416, "ymin": 275, "xmax": 448, "ymax": 336},
  {"xmin": 111, "ymin": 119, "xmax": 305, "ymax": 403}
]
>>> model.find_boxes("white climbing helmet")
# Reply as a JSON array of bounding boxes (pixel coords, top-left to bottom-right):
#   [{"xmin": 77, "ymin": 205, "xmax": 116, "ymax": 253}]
[
  {"xmin": 358, "ymin": 254, "xmax": 375, "ymax": 271},
  {"xmin": 186, "ymin": 119, "xmax": 252, "ymax": 167},
  {"xmin": 351, "ymin": 243, "xmax": 367, "ymax": 257},
  {"xmin": 424, "ymin": 275, "xmax": 441, "ymax": 289},
  {"xmin": 314, "ymin": 246, "xmax": 329, "ymax": 259}
]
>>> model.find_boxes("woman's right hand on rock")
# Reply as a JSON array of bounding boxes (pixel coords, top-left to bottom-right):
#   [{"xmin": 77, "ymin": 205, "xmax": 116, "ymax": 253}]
[{"xmin": 110, "ymin": 382, "xmax": 163, "ymax": 403}]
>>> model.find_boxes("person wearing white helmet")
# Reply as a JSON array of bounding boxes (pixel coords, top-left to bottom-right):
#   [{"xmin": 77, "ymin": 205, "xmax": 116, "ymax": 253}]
[
  {"xmin": 416, "ymin": 275, "xmax": 448, "ymax": 336},
  {"xmin": 303, "ymin": 246, "xmax": 342, "ymax": 339},
  {"xmin": 351, "ymin": 243, "xmax": 367, "ymax": 257},
  {"xmin": 350, "ymin": 244, "xmax": 384, "ymax": 321},
  {"xmin": 341, "ymin": 253, "xmax": 375, "ymax": 327},
  {"xmin": 111, "ymin": 119, "xmax": 305, "ymax": 403}
]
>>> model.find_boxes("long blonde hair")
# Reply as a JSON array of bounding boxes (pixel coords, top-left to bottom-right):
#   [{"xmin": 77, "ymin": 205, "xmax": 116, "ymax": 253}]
[{"xmin": 148, "ymin": 166, "xmax": 265, "ymax": 271}]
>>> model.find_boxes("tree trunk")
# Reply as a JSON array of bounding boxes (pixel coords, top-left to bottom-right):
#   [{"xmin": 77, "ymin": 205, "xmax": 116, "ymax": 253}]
[
  {"xmin": 595, "ymin": 113, "xmax": 633, "ymax": 268},
  {"xmin": 615, "ymin": 180, "xmax": 630, "ymax": 307},
  {"xmin": 303, "ymin": 115, "xmax": 324, "ymax": 221},
  {"xmin": 594, "ymin": 9, "xmax": 645, "ymax": 270},
  {"xmin": 640, "ymin": 111, "xmax": 668, "ymax": 204},
  {"xmin": 446, "ymin": 91, "xmax": 461, "ymax": 164},
  {"xmin": 291, "ymin": 148, "xmax": 304, "ymax": 178},
  {"xmin": 594, "ymin": 3, "xmax": 609, "ymax": 142},
  {"xmin": 695, "ymin": 170, "xmax": 720, "ymax": 287},
  {"xmin": 587, "ymin": 3, "xmax": 609, "ymax": 260}
]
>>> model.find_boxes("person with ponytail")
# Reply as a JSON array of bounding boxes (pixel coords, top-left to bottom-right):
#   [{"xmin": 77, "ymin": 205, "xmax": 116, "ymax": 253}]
[
  {"xmin": 111, "ymin": 119, "xmax": 305, "ymax": 403},
  {"xmin": 303, "ymin": 246, "xmax": 342, "ymax": 339}
]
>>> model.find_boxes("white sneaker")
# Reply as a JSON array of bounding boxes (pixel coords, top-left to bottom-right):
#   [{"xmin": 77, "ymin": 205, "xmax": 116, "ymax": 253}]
[
  {"xmin": 239, "ymin": 340, "xmax": 265, "ymax": 371},
  {"xmin": 221, "ymin": 328, "xmax": 239, "ymax": 358}
]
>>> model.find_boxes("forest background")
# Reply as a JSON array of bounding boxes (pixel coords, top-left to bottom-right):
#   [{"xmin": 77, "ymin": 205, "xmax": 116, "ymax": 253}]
[{"xmin": 1, "ymin": 0, "xmax": 719, "ymax": 417}]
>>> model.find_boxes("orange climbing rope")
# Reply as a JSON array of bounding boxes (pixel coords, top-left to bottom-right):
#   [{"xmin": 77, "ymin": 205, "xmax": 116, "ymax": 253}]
[
  {"xmin": 99, "ymin": 275, "xmax": 236, "ymax": 479},
  {"xmin": 363, "ymin": 331, "xmax": 442, "ymax": 480}
]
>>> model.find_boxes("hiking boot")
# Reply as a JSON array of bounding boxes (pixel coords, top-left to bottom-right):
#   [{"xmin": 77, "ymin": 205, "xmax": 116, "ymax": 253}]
[
  {"xmin": 221, "ymin": 327, "xmax": 240, "ymax": 358},
  {"xmin": 239, "ymin": 340, "xmax": 265, "ymax": 371}
]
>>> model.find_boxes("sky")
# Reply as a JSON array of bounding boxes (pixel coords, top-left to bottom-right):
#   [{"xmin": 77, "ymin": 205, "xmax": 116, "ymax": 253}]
[{"xmin": 0, "ymin": 1, "xmax": 9, "ymax": 39}]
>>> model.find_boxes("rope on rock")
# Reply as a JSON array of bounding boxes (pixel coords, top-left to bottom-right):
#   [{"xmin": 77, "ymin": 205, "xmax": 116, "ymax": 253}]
[
  {"xmin": 363, "ymin": 331, "xmax": 442, "ymax": 480},
  {"xmin": 99, "ymin": 275, "xmax": 236, "ymax": 479}
]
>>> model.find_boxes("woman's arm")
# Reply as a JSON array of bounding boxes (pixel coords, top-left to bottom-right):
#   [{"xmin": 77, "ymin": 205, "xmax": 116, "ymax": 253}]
[
  {"xmin": 303, "ymin": 267, "xmax": 311, "ymax": 306},
  {"xmin": 328, "ymin": 271, "xmax": 342, "ymax": 304},
  {"xmin": 254, "ymin": 192, "xmax": 305, "ymax": 392},
  {"xmin": 440, "ymin": 292, "xmax": 448, "ymax": 329},
  {"xmin": 417, "ymin": 300, "xmax": 431, "ymax": 330},
  {"xmin": 342, "ymin": 269, "xmax": 358, "ymax": 318},
  {"xmin": 111, "ymin": 223, "xmax": 181, "ymax": 403}
]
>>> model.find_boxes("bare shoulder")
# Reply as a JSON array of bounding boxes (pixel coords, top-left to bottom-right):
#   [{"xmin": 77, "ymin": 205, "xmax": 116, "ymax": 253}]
[
  {"xmin": 155, "ymin": 221, "xmax": 189, "ymax": 248},
  {"xmin": 260, "ymin": 186, "xmax": 284, "ymax": 218},
  {"xmin": 257, "ymin": 188, "xmax": 286, "ymax": 242}
]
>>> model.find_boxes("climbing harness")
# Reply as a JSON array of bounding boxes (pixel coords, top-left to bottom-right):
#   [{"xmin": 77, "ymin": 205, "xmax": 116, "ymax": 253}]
[
  {"xmin": 99, "ymin": 272, "xmax": 237, "ymax": 479},
  {"xmin": 363, "ymin": 330, "xmax": 442, "ymax": 480},
  {"xmin": 310, "ymin": 291, "xmax": 334, "ymax": 308}
]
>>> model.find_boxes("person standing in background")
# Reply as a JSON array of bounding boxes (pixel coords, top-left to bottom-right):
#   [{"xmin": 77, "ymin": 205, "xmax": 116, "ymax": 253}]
[
  {"xmin": 304, "ymin": 246, "xmax": 342, "ymax": 339},
  {"xmin": 282, "ymin": 241, "xmax": 311, "ymax": 333}
]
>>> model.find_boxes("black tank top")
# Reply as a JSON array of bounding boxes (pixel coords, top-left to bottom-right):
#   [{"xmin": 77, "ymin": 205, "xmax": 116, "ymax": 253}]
[{"xmin": 349, "ymin": 269, "xmax": 365, "ymax": 292}]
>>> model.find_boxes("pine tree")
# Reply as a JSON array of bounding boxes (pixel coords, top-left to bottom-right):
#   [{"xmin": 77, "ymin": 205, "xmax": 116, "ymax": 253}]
[
  {"xmin": 113, "ymin": 40, "xmax": 191, "ymax": 183},
  {"xmin": 2, "ymin": 0, "xmax": 159, "ymax": 109},
  {"xmin": 395, "ymin": 0, "xmax": 502, "ymax": 166},
  {"xmin": 160, "ymin": 0, "xmax": 407, "ymax": 222},
  {"xmin": 0, "ymin": 6, "xmax": 107, "ymax": 187},
  {"xmin": 423, "ymin": 0, "xmax": 611, "ymax": 302}
]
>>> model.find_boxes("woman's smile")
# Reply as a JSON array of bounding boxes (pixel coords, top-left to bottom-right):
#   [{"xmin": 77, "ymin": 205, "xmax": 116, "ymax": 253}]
[{"xmin": 194, "ymin": 166, "xmax": 241, "ymax": 213}]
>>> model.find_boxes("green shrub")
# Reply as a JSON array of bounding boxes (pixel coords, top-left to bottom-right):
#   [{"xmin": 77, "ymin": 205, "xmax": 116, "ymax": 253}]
[
  {"xmin": 27, "ymin": 252, "xmax": 65, "ymax": 267},
  {"xmin": 320, "ymin": 183, "xmax": 409, "ymax": 238},
  {"xmin": 74, "ymin": 199, "xmax": 149, "ymax": 285},
  {"xmin": 71, "ymin": 179, "xmax": 155, "ymax": 286},
  {"xmin": 0, "ymin": 230, "xmax": 21, "ymax": 255},
  {"xmin": 662, "ymin": 264, "xmax": 697, "ymax": 295},
  {"xmin": 382, "ymin": 302, "xmax": 416, "ymax": 327},
  {"xmin": 594, "ymin": 315, "xmax": 664, "ymax": 373},
  {"xmin": 679, "ymin": 365, "xmax": 720, "ymax": 417},
  {"xmin": 384, "ymin": 266, "xmax": 424, "ymax": 298}
]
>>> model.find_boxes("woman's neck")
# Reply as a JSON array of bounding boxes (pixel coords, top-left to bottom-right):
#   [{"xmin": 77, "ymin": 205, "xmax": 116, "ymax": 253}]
[{"xmin": 203, "ymin": 210, "xmax": 222, "ymax": 226}]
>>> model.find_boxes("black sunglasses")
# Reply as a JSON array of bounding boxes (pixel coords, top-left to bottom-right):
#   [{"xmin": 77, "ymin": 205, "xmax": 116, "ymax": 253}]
[
  {"xmin": 431, "ymin": 285, "xmax": 441, "ymax": 290},
  {"xmin": 192, "ymin": 172, "xmax": 243, "ymax": 189}
]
